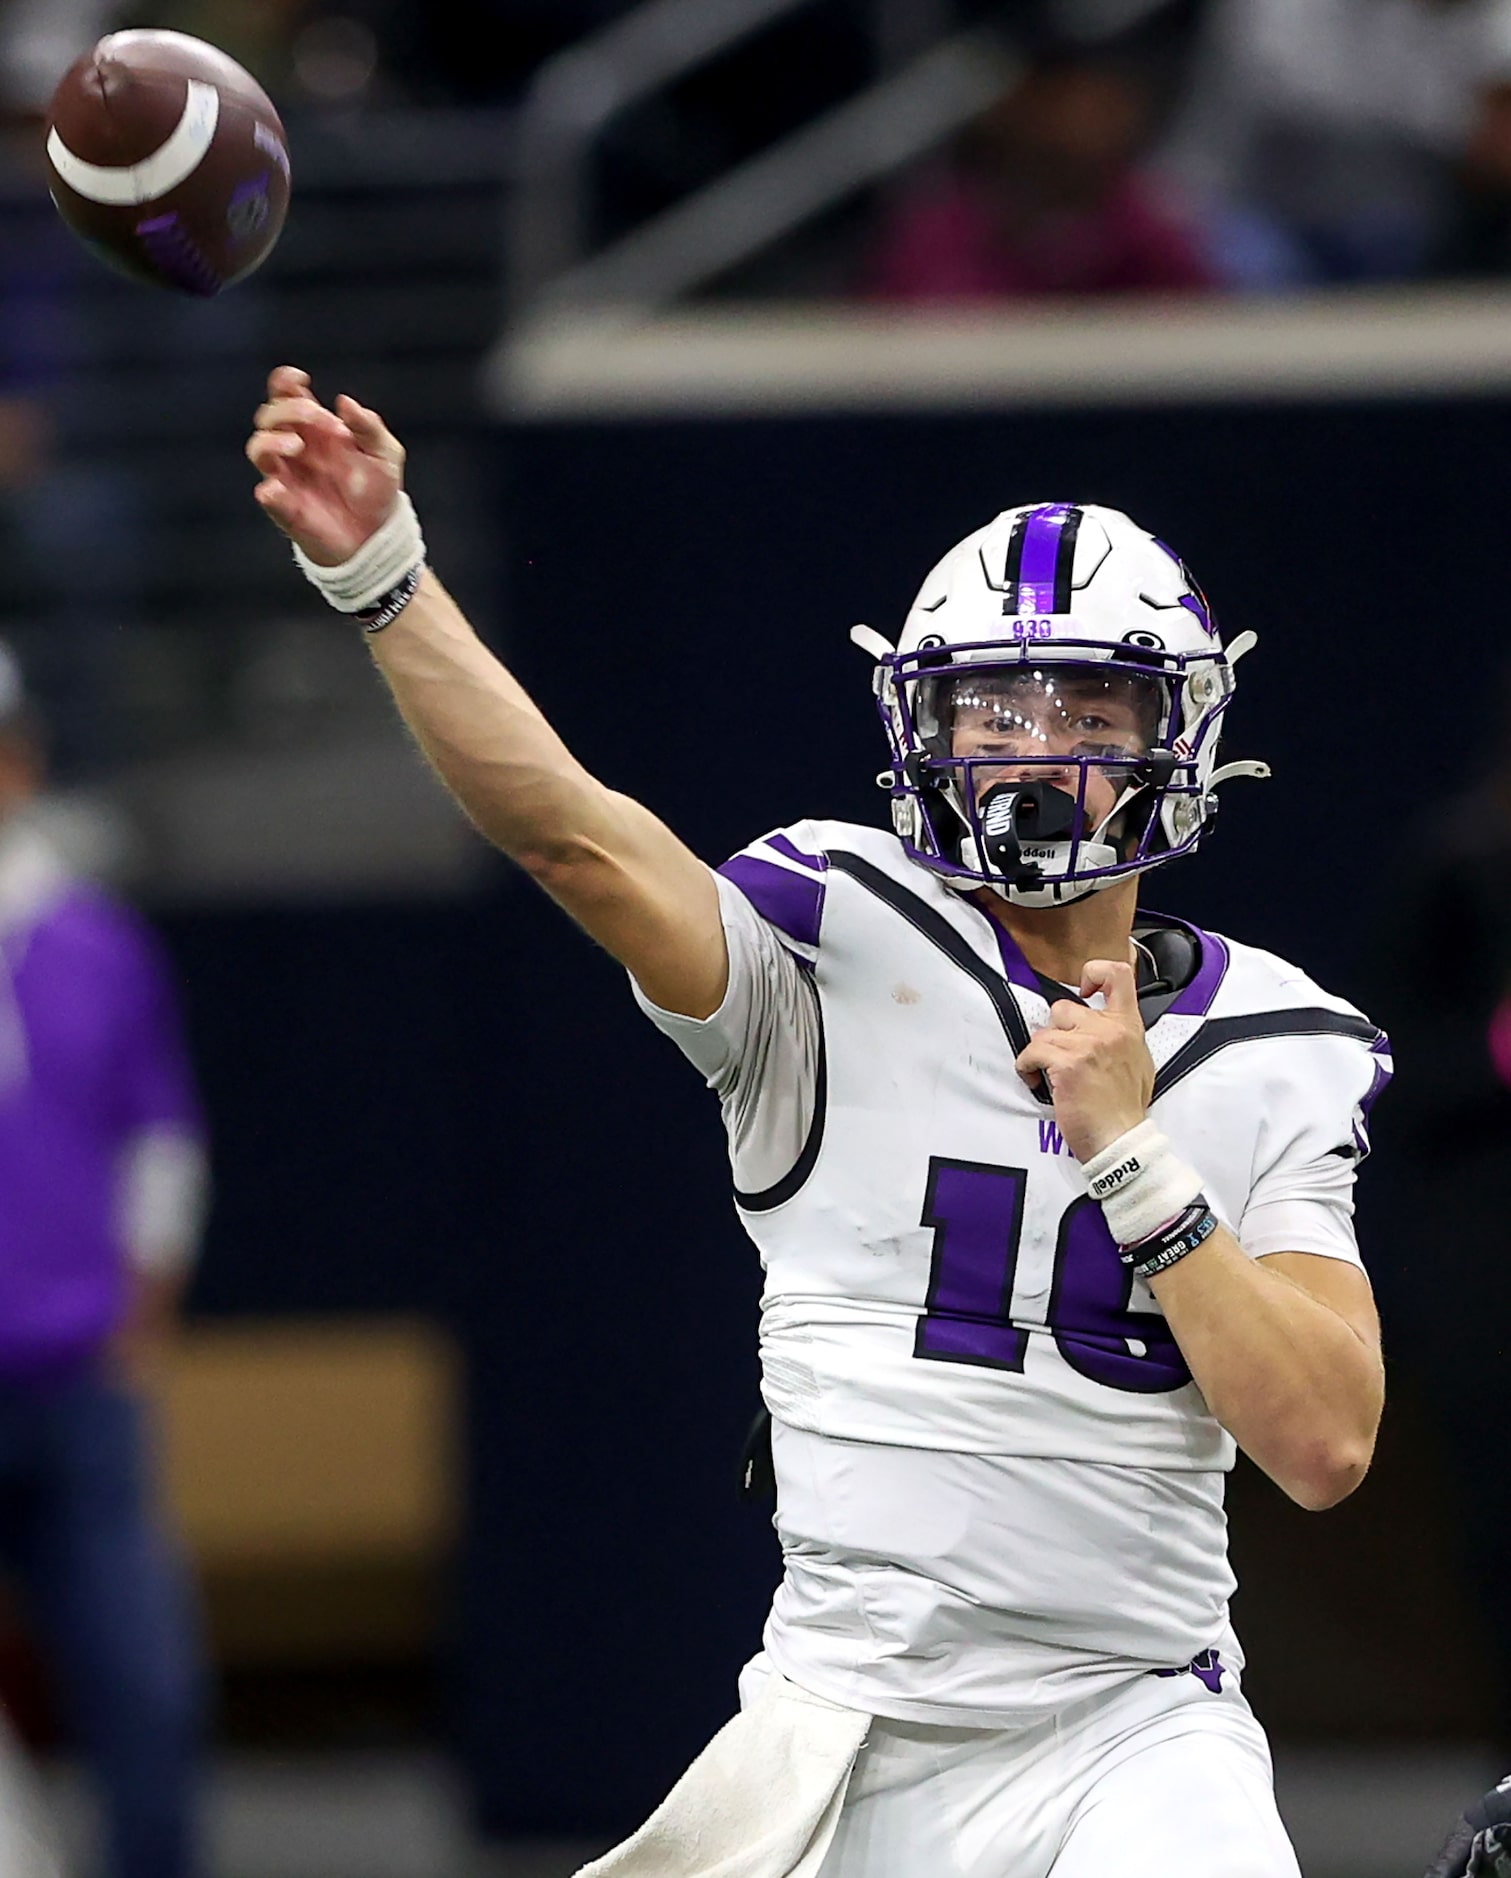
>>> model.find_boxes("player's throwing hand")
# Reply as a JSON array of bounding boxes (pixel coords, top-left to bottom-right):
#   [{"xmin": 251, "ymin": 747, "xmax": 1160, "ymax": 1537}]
[
  {"xmin": 1015, "ymin": 958, "xmax": 1155, "ymax": 1163},
  {"xmin": 246, "ymin": 365, "xmax": 404, "ymax": 568},
  {"xmin": 1425, "ymin": 1776, "xmax": 1511, "ymax": 1878}
]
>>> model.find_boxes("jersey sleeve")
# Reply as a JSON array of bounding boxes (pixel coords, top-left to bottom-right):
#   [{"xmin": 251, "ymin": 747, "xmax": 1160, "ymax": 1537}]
[
  {"xmin": 1238, "ymin": 1026, "xmax": 1393, "ymax": 1265},
  {"xmin": 630, "ymin": 825, "xmax": 827, "ymax": 1197},
  {"xmin": 102, "ymin": 907, "xmax": 209, "ymax": 1272}
]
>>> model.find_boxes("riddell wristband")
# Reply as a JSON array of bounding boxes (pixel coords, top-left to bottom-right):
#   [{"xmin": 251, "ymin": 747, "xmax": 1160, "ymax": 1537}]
[
  {"xmin": 1083, "ymin": 1120, "xmax": 1204, "ymax": 1249},
  {"xmin": 292, "ymin": 490, "xmax": 427, "ymax": 612}
]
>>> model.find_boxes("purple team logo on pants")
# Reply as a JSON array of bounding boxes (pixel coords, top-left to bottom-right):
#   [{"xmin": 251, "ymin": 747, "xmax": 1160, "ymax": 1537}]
[{"xmin": 1153, "ymin": 1648, "xmax": 1226, "ymax": 1694}]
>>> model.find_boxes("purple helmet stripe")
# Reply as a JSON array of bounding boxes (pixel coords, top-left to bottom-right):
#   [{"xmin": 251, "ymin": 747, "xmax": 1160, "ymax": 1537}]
[
  {"xmin": 1008, "ymin": 503, "xmax": 1079, "ymax": 615},
  {"xmin": 1050, "ymin": 506, "xmax": 1082, "ymax": 612}
]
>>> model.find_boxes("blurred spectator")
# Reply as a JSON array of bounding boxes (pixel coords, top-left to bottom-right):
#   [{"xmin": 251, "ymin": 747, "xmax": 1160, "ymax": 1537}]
[
  {"xmin": 859, "ymin": 47, "xmax": 1217, "ymax": 302},
  {"xmin": 1158, "ymin": 0, "xmax": 1511, "ymax": 288},
  {"xmin": 1363, "ymin": 667, "xmax": 1511, "ymax": 1743},
  {"xmin": 0, "ymin": 643, "xmax": 210, "ymax": 1878},
  {"xmin": 1433, "ymin": 70, "xmax": 1511, "ymax": 272}
]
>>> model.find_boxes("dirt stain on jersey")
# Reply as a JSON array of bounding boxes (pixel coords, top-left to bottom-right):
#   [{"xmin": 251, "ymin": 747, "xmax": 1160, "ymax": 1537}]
[{"xmin": 891, "ymin": 983, "xmax": 922, "ymax": 1005}]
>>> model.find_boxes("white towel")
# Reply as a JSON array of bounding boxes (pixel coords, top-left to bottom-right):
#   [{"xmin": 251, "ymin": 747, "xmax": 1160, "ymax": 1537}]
[{"xmin": 575, "ymin": 1672, "xmax": 870, "ymax": 1878}]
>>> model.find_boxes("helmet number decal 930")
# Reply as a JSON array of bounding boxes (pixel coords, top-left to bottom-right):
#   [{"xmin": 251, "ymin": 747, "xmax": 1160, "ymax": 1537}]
[
  {"xmin": 914, "ymin": 1157, "xmax": 1191, "ymax": 1392},
  {"xmin": 1003, "ymin": 615, "xmax": 1054, "ymax": 635}
]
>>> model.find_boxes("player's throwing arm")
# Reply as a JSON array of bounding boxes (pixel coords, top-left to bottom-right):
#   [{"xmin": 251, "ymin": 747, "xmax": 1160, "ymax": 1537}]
[{"xmin": 245, "ymin": 368, "xmax": 725, "ymax": 1018}]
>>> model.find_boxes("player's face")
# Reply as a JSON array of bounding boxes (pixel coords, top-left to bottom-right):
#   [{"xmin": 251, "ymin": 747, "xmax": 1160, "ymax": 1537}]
[{"xmin": 946, "ymin": 667, "xmax": 1157, "ymax": 826}]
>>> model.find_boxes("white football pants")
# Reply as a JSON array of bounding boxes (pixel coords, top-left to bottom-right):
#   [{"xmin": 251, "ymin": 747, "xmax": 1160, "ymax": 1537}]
[
  {"xmin": 797, "ymin": 1657, "xmax": 1301, "ymax": 1878},
  {"xmin": 579, "ymin": 1659, "xmax": 1300, "ymax": 1878}
]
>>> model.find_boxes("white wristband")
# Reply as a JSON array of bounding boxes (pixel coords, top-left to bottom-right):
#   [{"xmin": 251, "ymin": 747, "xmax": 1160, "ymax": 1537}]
[
  {"xmin": 1083, "ymin": 1120, "xmax": 1203, "ymax": 1248},
  {"xmin": 291, "ymin": 490, "xmax": 426, "ymax": 613}
]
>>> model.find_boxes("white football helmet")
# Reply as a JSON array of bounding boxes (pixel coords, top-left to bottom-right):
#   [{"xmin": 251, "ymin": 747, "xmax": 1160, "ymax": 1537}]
[{"xmin": 852, "ymin": 502, "xmax": 1268, "ymax": 908}]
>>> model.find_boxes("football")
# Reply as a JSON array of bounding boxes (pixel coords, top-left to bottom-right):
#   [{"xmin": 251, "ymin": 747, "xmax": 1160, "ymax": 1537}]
[{"xmin": 44, "ymin": 30, "xmax": 290, "ymax": 296}]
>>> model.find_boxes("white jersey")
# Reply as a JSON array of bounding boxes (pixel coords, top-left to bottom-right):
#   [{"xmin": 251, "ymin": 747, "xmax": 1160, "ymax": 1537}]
[{"xmin": 635, "ymin": 819, "xmax": 1389, "ymax": 1726}]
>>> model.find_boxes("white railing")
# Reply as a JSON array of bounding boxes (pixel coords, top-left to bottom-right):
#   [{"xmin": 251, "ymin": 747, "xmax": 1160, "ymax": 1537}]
[
  {"xmin": 507, "ymin": 0, "xmax": 819, "ymax": 310},
  {"xmin": 505, "ymin": 0, "xmax": 1004, "ymax": 316},
  {"xmin": 522, "ymin": 26, "xmax": 1013, "ymax": 315}
]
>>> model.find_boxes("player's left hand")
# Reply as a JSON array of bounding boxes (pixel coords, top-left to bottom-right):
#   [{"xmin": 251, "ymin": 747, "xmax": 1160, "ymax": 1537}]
[
  {"xmin": 1015, "ymin": 959, "xmax": 1154, "ymax": 1162},
  {"xmin": 1424, "ymin": 1776, "xmax": 1511, "ymax": 1878}
]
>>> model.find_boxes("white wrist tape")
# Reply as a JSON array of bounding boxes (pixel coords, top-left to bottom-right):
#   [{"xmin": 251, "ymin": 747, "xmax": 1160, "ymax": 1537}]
[
  {"xmin": 291, "ymin": 490, "xmax": 426, "ymax": 612},
  {"xmin": 1083, "ymin": 1120, "xmax": 1204, "ymax": 1248}
]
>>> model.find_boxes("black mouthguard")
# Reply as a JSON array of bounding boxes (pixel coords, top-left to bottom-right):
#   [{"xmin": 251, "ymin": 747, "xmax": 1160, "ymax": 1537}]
[{"xmin": 979, "ymin": 782, "xmax": 1080, "ymax": 881}]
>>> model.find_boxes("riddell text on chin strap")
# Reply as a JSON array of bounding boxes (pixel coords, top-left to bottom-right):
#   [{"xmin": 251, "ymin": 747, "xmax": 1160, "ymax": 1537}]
[{"xmin": 978, "ymin": 782, "xmax": 1080, "ymax": 884}]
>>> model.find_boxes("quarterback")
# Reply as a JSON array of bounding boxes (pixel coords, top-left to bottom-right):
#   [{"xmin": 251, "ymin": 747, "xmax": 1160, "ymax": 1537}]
[{"xmin": 247, "ymin": 368, "xmax": 1388, "ymax": 1878}]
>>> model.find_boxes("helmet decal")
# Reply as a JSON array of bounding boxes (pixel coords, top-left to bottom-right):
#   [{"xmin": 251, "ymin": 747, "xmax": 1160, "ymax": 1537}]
[
  {"xmin": 999, "ymin": 502, "xmax": 1082, "ymax": 615},
  {"xmin": 1152, "ymin": 535, "xmax": 1219, "ymax": 639},
  {"xmin": 1177, "ymin": 588, "xmax": 1217, "ymax": 639}
]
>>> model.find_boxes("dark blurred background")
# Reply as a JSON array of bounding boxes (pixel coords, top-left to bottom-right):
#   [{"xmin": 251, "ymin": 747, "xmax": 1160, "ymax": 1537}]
[{"xmin": 2, "ymin": 1, "xmax": 1510, "ymax": 1873}]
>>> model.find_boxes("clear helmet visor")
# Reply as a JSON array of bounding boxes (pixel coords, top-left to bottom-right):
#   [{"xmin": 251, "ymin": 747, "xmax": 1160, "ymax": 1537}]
[
  {"xmin": 913, "ymin": 663, "xmax": 1168, "ymax": 787},
  {"xmin": 904, "ymin": 663, "xmax": 1175, "ymax": 901}
]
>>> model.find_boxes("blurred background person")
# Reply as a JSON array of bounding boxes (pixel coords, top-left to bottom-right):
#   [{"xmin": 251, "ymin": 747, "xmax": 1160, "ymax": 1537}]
[
  {"xmin": 1432, "ymin": 65, "xmax": 1511, "ymax": 273},
  {"xmin": 1157, "ymin": 0, "xmax": 1511, "ymax": 289},
  {"xmin": 0, "ymin": 641, "xmax": 210, "ymax": 1878},
  {"xmin": 859, "ymin": 37, "xmax": 1218, "ymax": 302}
]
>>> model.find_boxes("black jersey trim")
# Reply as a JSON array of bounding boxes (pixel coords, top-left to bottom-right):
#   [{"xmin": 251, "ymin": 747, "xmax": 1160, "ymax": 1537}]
[
  {"xmin": 827, "ymin": 850, "xmax": 1042, "ymax": 1074},
  {"xmin": 733, "ymin": 1003, "xmax": 828, "ymax": 1213},
  {"xmin": 827, "ymin": 854, "xmax": 1380, "ymax": 1112},
  {"xmin": 1152, "ymin": 1009, "xmax": 1382, "ymax": 1101}
]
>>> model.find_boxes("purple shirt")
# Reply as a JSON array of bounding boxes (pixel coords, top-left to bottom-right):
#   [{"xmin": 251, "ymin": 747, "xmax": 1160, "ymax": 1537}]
[{"xmin": 0, "ymin": 873, "xmax": 203, "ymax": 1375}]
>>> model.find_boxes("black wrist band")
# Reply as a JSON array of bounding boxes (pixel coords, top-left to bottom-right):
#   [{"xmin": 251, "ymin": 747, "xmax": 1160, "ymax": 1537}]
[
  {"xmin": 354, "ymin": 562, "xmax": 425, "ymax": 635},
  {"xmin": 1122, "ymin": 1199, "xmax": 1218, "ymax": 1281}
]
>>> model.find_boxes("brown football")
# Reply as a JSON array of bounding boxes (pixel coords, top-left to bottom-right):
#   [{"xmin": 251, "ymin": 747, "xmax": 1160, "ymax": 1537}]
[{"xmin": 45, "ymin": 30, "xmax": 290, "ymax": 296}]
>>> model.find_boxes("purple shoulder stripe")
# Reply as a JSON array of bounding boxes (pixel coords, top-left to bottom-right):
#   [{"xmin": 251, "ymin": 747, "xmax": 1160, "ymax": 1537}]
[
  {"xmin": 765, "ymin": 831, "xmax": 827, "ymax": 872},
  {"xmin": 718, "ymin": 851, "xmax": 827, "ymax": 951}
]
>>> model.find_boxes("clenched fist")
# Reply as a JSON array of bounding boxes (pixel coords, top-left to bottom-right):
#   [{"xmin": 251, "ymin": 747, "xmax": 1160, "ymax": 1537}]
[{"xmin": 1015, "ymin": 958, "xmax": 1154, "ymax": 1163}]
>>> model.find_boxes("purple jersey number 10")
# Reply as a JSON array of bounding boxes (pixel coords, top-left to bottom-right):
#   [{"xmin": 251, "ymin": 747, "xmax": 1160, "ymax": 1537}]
[{"xmin": 914, "ymin": 1158, "xmax": 1190, "ymax": 1393}]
